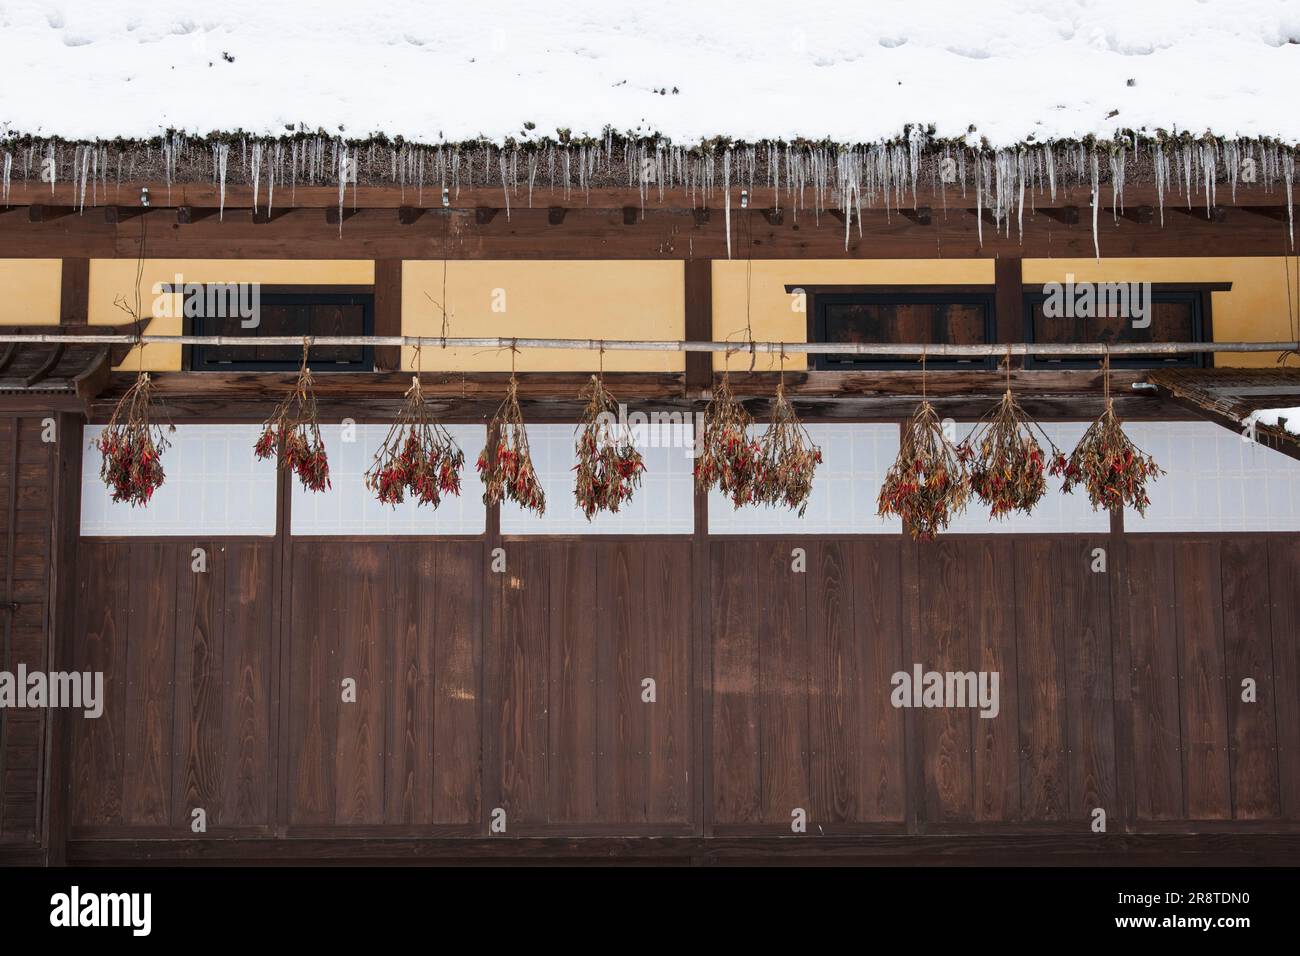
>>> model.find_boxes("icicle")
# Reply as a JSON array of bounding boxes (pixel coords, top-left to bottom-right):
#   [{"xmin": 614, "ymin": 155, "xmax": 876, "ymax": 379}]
[
  {"xmin": 1154, "ymin": 143, "xmax": 1167, "ymax": 227},
  {"xmin": 1090, "ymin": 152, "xmax": 1101, "ymax": 261},
  {"xmin": 498, "ymin": 152, "xmax": 511, "ymax": 221},
  {"xmin": 337, "ymin": 145, "xmax": 348, "ymax": 237},
  {"xmin": 77, "ymin": 146, "xmax": 90, "ymax": 213},
  {"xmin": 723, "ymin": 150, "xmax": 732, "ymax": 260},
  {"xmin": 1285, "ymin": 153, "xmax": 1295, "ymax": 250},
  {"xmin": 975, "ymin": 157, "xmax": 983, "ymax": 248},
  {"xmin": 1109, "ymin": 147, "xmax": 1125, "ymax": 222},
  {"xmin": 1, "ymin": 152, "xmax": 10, "ymax": 206},
  {"xmin": 250, "ymin": 142, "xmax": 262, "ymax": 214},
  {"xmin": 214, "ymin": 143, "xmax": 229, "ymax": 220}
]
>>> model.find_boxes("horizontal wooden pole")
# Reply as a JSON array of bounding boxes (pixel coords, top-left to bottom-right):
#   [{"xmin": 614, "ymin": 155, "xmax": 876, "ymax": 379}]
[{"xmin": 0, "ymin": 333, "xmax": 1291, "ymax": 357}]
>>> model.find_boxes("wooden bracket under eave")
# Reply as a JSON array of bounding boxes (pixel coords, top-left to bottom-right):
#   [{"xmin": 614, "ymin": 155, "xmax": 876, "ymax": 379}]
[
  {"xmin": 1172, "ymin": 204, "xmax": 1228, "ymax": 223},
  {"xmin": 176, "ymin": 206, "xmax": 218, "ymax": 225}
]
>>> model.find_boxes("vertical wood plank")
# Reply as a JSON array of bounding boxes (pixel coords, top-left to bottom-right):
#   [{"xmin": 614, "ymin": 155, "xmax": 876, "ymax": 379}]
[
  {"xmin": 1221, "ymin": 538, "xmax": 1281, "ymax": 819},
  {"xmin": 1173, "ymin": 541, "xmax": 1231, "ymax": 820},
  {"xmin": 1016, "ymin": 538, "xmax": 1068, "ymax": 821},
  {"xmin": 334, "ymin": 544, "xmax": 387, "ymax": 824},
  {"xmin": 645, "ymin": 540, "xmax": 691, "ymax": 824},
  {"xmin": 121, "ymin": 542, "xmax": 176, "ymax": 827},
  {"xmin": 916, "ymin": 541, "xmax": 974, "ymax": 822},
  {"xmin": 1125, "ymin": 538, "xmax": 1183, "ymax": 821},
  {"xmin": 72, "ymin": 543, "xmax": 129, "ymax": 827},
  {"xmin": 173, "ymin": 539, "xmax": 223, "ymax": 827},
  {"xmin": 972, "ymin": 538, "xmax": 1019, "ymax": 822},
  {"xmin": 758, "ymin": 539, "xmax": 808, "ymax": 824},
  {"xmin": 222, "ymin": 541, "xmax": 272, "ymax": 826},
  {"xmin": 495, "ymin": 541, "xmax": 549, "ymax": 826},
  {"xmin": 431, "ymin": 542, "xmax": 482, "ymax": 825},
  {"xmin": 1267, "ymin": 538, "xmax": 1300, "ymax": 819},
  {"xmin": 710, "ymin": 540, "xmax": 760, "ymax": 824},
  {"xmin": 1067, "ymin": 537, "xmax": 1119, "ymax": 821},
  {"xmin": 549, "ymin": 542, "xmax": 598, "ymax": 823},
  {"xmin": 288, "ymin": 544, "xmax": 335, "ymax": 825},
  {"xmin": 387, "ymin": 543, "xmax": 432, "ymax": 825},
  {"xmin": 807, "ymin": 539, "xmax": 859, "ymax": 824}
]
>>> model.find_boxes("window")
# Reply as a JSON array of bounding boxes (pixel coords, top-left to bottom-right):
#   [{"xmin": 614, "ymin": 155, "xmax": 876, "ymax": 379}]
[
  {"xmin": 707, "ymin": 424, "xmax": 901, "ymax": 534},
  {"xmin": 81, "ymin": 425, "xmax": 278, "ymax": 536},
  {"xmin": 290, "ymin": 424, "xmax": 487, "ymax": 536},
  {"xmin": 811, "ymin": 292, "xmax": 995, "ymax": 370},
  {"xmin": 500, "ymin": 423, "xmax": 696, "ymax": 535},
  {"xmin": 1122, "ymin": 421, "xmax": 1300, "ymax": 532},
  {"xmin": 1024, "ymin": 288, "xmax": 1208, "ymax": 369},
  {"xmin": 188, "ymin": 290, "xmax": 374, "ymax": 371}
]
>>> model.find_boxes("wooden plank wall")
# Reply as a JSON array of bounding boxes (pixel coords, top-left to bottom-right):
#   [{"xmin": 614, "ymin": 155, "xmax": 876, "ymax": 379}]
[
  {"xmin": 60, "ymin": 532, "xmax": 1300, "ymax": 840},
  {"xmin": 486, "ymin": 540, "xmax": 692, "ymax": 833},
  {"xmin": 0, "ymin": 418, "xmax": 56, "ymax": 845}
]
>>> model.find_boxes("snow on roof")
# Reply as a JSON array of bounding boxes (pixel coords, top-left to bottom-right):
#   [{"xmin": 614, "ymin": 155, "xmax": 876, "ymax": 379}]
[{"xmin": 2, "ymin": 0, "xmax": 1300, "ymax": 147}]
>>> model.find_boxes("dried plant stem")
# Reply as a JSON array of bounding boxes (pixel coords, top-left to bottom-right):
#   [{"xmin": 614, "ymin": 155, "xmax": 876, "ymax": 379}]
[
  {"xmin": 573, "ymin": 375, "xmax": 645, "ymax": 519},
  {"xmin": 254, "ymin": 349, "xmax": 330, "ymax": 492},
  {"xmin": 477, "ymin": 375, "xmax": 545, "ymax": 514},
  {"xmin": 96, "ymin": 372, "xmax": 173, "ymax": 506},
  {"xmin": 878, "ymin": 400, "xmax": 971, "ymax": 540},
  {"xmin": 694, "ymin": 372, "xmax": 761, "ymax": 507},
  {"xmin": 364, "ymin": 376, "xmax": 465, "ymax": 507},
  {"xmin": 753, "ymin": 381, "xmax": 822, "ymax": 515}
]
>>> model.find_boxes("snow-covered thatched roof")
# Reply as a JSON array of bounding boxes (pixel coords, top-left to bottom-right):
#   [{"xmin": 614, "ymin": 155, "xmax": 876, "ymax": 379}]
[{"xmin": 3, "ymin": 0, "xmax": 1299, "ymax": 147}]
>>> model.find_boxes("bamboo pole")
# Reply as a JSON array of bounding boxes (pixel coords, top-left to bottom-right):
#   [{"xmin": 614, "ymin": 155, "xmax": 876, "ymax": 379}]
[{"xmin": 0, "ymin": 334, "xmax": 1297, "ymax": 357}]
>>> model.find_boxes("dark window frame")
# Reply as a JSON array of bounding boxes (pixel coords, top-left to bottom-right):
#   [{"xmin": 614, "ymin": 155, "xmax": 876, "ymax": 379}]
[
  {"xmin": 809, "ymin": 290, "xmax": 997, "ymax": 371},
  {"xmin": 185, "ymin": 287, "xmax": 375, "ymax": 372},
  {"xmin": 1021, "ymin": 285, "xmax": 1216, "ymax": 370}
]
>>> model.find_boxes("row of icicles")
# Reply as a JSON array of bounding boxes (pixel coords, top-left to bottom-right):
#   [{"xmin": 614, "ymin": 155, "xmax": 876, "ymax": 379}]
[
  {"xmin": 6, "ymin": 135, "xmax": 1294, "ymax": 251},
  {"xmin": 94, "ymin": 352, "xmax": 1162, "ymax": 539}
]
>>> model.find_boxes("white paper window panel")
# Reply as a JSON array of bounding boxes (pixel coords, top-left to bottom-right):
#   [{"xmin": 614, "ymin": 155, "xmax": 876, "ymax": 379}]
[
  {"xmin": 80, "ymin": 424, "xmax": 278, "ymax": 536},
  {"xmin": 1123, "ymin": 421, "xmax": 1300, "ymax": 533},
  {"xmin": 707, "ymin": 424, "xmax": 902, "ymax": 535},
  {"xmin": 291, "ymin": 424, "xmax": 486, "ymax": 535},
  {"xmin": 500, "ymin": 423, "xmax": 695, "ymax": 535},
  {"xmin": 945, "ymin": 422, "xmax": 1111, "ymax": 534}
]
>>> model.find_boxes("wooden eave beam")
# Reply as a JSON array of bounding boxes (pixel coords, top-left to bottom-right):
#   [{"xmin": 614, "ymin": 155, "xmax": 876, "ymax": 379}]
[
  {"xmin": 1147, "ymin": 380, "xmax": 1300, "ymax": 463},
  {"xmin": 23, "ymin": 343, "xmax": 65, "ymax": 387}
]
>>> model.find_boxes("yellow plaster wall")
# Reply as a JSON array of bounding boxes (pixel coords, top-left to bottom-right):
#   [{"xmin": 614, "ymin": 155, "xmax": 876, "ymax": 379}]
[
  {"xmin": 0, "ymin": 259, "xmax": 62, "ymax": 325},
  {"xmin": 90, "ymin": 259, "xmax": 374, "ymax": 370},
  {"xmin": 711, "ymin": 259, "xmax": 996, "ymax": 371},
  {"xmin": 400, "ymin": 261, "xmax": 684, "ymax": 372},
  {"xmin": 1023, "ymin": 258, "xmax": 1298, "ymax": 368}
]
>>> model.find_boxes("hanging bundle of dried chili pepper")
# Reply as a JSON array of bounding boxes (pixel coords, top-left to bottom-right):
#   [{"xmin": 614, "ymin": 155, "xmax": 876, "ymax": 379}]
[
  {"xmin": 959, "ymin": 388, "xmax": 1059, "ymax": 519},
  {"xmin": 96, "ymin": 372, "xmax": 173, "ymax": 507},
  {"xmin": 694, "ymin": 372, "xmax": 762, "ymax": 507},
  {"xmin": 878, "ymin": 400, "xmax": 971, "ymax": 540},
  {"xmin": 364, "ymin": 376, "xmax": 465, "ymax": 507},
  {"xmin": 254, "ymin": 347, "xmax": 331, "ymax": 492},
  {"xmin": 1052, "ymin": 356, "xmax": 1162, "ymax": 513},
  {"xmin": 753, "ymin": 380, "xmax": 822, "ymax": 516},
  {"xmin": 573, "ymin": 374, "xmax": 645, "ymax": 519},
  {"xmin": 477, "ymin": 375, "xmax": 545, "ymax": 514}
]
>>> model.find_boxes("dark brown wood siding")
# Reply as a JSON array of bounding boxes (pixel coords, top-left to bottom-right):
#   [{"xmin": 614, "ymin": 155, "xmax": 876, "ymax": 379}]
[
  {"xmin": 0, "ymin": 418, "xmax": 57, "ymax": 845},
  {"xmin": 58, "ymin": 529, "xmax": 1300, "ymax": 845}
]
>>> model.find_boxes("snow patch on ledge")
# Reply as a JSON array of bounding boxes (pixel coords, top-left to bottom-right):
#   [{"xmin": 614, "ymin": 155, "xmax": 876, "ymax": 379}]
[
  {"xmin": 1244, "ymin": 407, "xmax": 1300, "ymax": 436},
  {"xmin": 1, "ymin": 0, "xmax": 1299, "ymax": 146}
]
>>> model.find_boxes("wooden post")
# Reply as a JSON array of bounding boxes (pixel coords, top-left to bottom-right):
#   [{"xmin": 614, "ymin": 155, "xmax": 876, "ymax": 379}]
[
  {"xmin": 373, "ymin": 259, "xmax": 402, "ymax": 372},
  {"xmin": 684, "ymin": 259, "xmax": 713, "ymax": 392},
  {"xmin": 59, "ymin": 259, "xmax": 90, "ymax": 326},
  {"xmin": 994, "ymin": 257, "xmax": 1023, "ymax": 360},
  {"xmin": 42, "ymin": 412, "xmax": 83, "ymax": 865}
]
